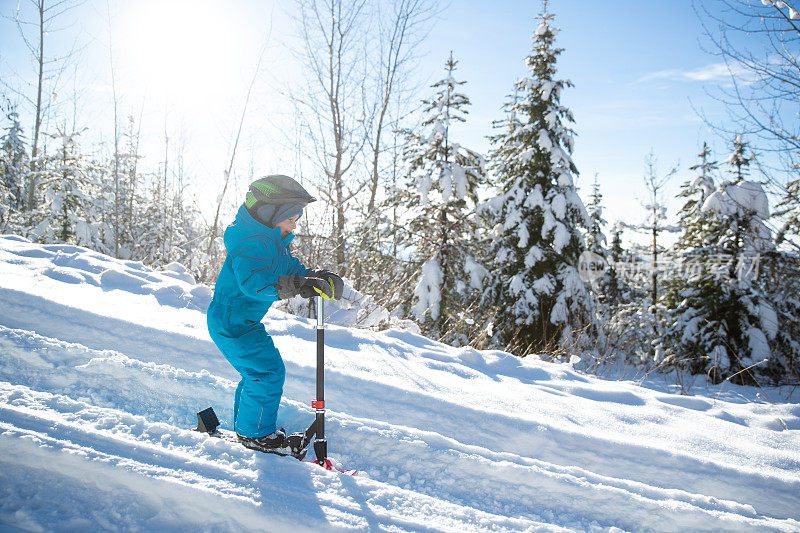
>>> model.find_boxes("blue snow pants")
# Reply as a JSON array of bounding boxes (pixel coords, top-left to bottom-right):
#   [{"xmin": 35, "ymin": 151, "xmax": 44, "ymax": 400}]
[{"xmin": 207, "ymin": 298, "xmax": 285, "ymax": 438}]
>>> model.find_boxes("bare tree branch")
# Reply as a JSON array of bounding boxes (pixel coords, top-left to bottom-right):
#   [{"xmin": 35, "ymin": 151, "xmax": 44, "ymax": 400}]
[{"xmin": 200, "ymin": 39, "xmax": 271, "ymax": 282}]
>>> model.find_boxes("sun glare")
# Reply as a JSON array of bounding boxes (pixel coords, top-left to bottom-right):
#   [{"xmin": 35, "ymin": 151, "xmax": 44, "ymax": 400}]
[{"xmin": 117, "ymin": 0, "xmax": 240, "ymax": 107}]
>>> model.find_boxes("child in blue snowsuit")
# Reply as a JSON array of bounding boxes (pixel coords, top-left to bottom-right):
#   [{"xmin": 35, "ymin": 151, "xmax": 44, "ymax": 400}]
[{"xmin": 207, "ymin": 175, "xmax": 342, "ymax": 451}]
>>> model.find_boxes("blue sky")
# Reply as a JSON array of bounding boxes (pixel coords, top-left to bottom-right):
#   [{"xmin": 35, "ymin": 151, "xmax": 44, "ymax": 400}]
[{"xmin": 0, "ymin": 0, "xmax": 749, "ymax": 242}]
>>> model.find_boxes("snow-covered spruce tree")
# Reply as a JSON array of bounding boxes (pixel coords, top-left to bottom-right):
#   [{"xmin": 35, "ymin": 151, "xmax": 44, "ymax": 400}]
[
  {"xmin": 609, "ymin": 225, "xmax": 624, "ymax": 263},
  {"xmin": 135, "ymin": 172, "xmax": 177, "ymax": 267},
  {"xmin": 659, "ymin": 139, "xmax": 776, "ymax": 384},
  {"xmin": 726, "ymin": 133, "xmax": 753, "ymax": 184},
  {"xmin": 78, "ymin": 148, "xmax": 115, "ymax": 257},
  {"xmin": 671, "ymin": 142, "xmax": 719, "ymax": 250},
  {"xmin": 399, "ymin": 52, "xmax": 486, "ymax": 344},
  {"xmin": 690, "ymin": 142, "xmax": 717, "ymax": 196},
  {"xmin": 584, "ymin": 174, "xmax": 624, "ymax": 313},
  {"xmin": 483, "ymin": 7, "xmax": 596, "ymax": 355},
  {"xmin": 0, "ymin": 106, "xmax": 29, "ymax": 231},
  {"xmin": 585, "ymin": 174, "xmax": 605, "ymax": 254},
  {"xmin": 605, "ymin": 223, "xmax": 634, "ymax": 306},
  {"xmin": 602, "ymin": 225, "xmax": 658, "ymax": 367},
  {"xmin": 168, "ymin": 180, "xmax": 205, "ymax": 275},
  {"xmin": 30, "ymin": 129, "xmax": 100, "ymax": 247},
  {"xmin": 775, "ymin": 170, "xmax": 799, "ymax": 247},
  {"xmin": 657, "ymin": 143, "xmax": 727, "ymax": 379},
  {"xmin": 132, "ymin": 168, "xmax": 203, "ymax": 273},
  {"xmin": 759, "ymin": 250, "xmax": 800, "ymax": 384}
]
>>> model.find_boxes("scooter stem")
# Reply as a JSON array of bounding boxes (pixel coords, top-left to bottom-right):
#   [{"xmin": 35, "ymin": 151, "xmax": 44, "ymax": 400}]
[{"xmin": 313, "ymin": 296, "xmax": 327, "ymax": 463}]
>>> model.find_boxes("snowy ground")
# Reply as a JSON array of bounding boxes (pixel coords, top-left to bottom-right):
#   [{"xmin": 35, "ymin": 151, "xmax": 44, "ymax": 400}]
[{"xmin": 0, "ymin": 234, "xmax": 799, "ymax": 532}]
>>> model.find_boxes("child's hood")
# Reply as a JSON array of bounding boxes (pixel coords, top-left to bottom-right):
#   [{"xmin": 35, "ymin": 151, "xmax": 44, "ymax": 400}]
[{"xmin": 224, "ymin": 204, "xmax": 295, "ymax": 253}]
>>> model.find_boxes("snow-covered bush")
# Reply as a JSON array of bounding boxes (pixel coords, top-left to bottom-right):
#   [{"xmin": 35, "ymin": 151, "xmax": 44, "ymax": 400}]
[
  {"xmin": 273, "ymin": 278, "xmax": 420, "ymax": 333},
  {"xmin": 605, "ymin": 300, "xmax": 663, "ymax": 368}
]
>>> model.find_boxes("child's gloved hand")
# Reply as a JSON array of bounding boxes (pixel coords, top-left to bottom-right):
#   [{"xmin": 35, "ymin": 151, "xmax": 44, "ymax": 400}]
[
  {"xmin": 276, "ymin": 272, "xmax": 343, "ymax": 300},
  {"xmin": 305, "ymin": 269, "xmax": 344, "ymax": 301},
  {"xmin": 276, "ymin": 275, "xmax": 320, "ymax": 299}
]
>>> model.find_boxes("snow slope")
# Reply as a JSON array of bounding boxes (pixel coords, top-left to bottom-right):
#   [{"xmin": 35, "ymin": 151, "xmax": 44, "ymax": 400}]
[{"xmin": 1, "ymin": 234, "xmax": 799, "ymax": 532}]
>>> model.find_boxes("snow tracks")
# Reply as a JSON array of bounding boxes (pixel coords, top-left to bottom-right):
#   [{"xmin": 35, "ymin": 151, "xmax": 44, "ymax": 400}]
[
  {"xmin": 0, "ymin": 327, "xmax": 560, "ymax": 532},
  {"xmin": 1, "ymin": 322, "xmax": 798, "ymax": 532}
]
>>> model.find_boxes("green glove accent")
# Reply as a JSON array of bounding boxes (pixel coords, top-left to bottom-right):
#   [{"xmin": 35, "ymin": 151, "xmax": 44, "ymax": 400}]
[{"xmin": 306, "ymin": 269, "xmax": 344, "ymax": 300}]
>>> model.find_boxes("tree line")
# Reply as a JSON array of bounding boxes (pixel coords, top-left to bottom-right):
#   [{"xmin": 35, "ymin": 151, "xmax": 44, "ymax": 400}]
[{"xmin": 1, "ymin": 0, "xmax": 799, "ymax": 386}]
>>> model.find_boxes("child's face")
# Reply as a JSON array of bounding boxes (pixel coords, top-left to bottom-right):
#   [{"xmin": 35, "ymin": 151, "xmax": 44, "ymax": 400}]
[{"xmin": 276, "ymin": 215, "xmax": 299, "ymax": 238}]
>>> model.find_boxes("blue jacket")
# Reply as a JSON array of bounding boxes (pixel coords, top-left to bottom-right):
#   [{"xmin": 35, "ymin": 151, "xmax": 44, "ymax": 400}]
[{"xmin": 210, "ymin": 205, "xmax": 307, "ymax": 335}]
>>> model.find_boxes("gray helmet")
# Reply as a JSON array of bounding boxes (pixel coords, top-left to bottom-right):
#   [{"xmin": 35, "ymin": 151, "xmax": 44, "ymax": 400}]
[{"xmin": 245, "ymin": 175, "xmax": 316, "ymax": 227}]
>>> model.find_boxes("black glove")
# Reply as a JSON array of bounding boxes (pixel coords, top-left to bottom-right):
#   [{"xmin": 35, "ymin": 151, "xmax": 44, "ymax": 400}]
[
  {"xmin": 275, "ymin": 275, "xmax": 340, "ymax": 300},
  {"xmin": 305, "ymin": 268, "xmax": 344, "ymax": 300}
]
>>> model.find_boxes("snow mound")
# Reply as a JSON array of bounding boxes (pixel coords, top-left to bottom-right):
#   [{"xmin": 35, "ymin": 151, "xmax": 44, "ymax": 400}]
[{"xmin": 2, "ymin": 234, "xmax": 212, "ymax": 314}]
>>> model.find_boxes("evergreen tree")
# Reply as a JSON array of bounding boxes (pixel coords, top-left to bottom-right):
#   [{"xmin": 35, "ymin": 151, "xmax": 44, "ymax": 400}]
[
  {"xmin": 758, "ymin": 251, "xmax": 800, "ymax": 384},
  {"xmin": 659, "ymin": 140, "xmax": 774, "ymax": 383},
  {"xmin": 585, "ymin": 174, "xmax": 624, "ymax": 313},
  {"xmin": 609, "ymin": 225, "xmax": 624, "ymax": 263},
  {"xmin": 136, "ymin": 172, "xmax": 173, "ymax": 266},
  {"xmin": 585, "ymin": 174, "xmax": 606, "ymax": 254},
  {"xmin": 690, "ymin": 142, "xmax": 717, "ymax": 192},
  {"xmin": 32, "ymin": 129, "xmax": 97, "ymax": 246},
  {"xmin": 674, "ymin": 142, "xmax": 718, "ymax": 249},
  {"xmin": 93, "ymin": 117, "xmax": 145, "ymax": 259},
  {"xmin": 775, "ymin": 166, "xmax": 799, "ymax": 247},
  {"xmin": 77, "ymin": 147, "xmax": 113, "ymax": 256},
  {"xmin": 0, "ymin": 106, "xmax": 29, "ymax": 230},
  {"xmin": 483, "ymin": 5, "xmax": 595, "ymax": 354},
  {"xmin": 132, "ymin": 169, "xmax": 201, "ymax": 272},
  {"xmin": 725, "ymin": 134, "xmax": 753, "ymax": 184},
  {"xmin": 398, "ymin": 52, "xmax": 486, "ymax": 343}
]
